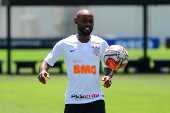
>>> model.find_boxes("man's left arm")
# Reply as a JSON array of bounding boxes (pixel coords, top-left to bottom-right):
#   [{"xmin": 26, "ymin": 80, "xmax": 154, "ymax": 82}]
[
  {"xmin": 100, "ymin": 40, "xmax": 114, "ymax": 88},
  {"xmin": 102, "ymin": 67, "xmax": 114, "ymax": 88}
]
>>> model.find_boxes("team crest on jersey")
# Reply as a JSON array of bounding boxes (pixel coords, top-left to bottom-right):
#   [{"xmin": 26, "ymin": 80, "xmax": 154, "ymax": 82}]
[{"xmin": 92, "ymin": 43, "xmax": 100, "ymax": 57}]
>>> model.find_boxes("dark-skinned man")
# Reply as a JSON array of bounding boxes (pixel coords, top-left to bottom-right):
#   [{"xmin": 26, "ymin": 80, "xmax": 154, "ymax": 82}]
[{"xmin": 38, "ymin": 9, "xmax": 113, "ymax": 113}]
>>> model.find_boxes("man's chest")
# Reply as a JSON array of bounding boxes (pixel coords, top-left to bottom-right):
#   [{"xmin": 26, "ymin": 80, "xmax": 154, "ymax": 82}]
[{"xmin": 64, "ymin": 43, "xmax": 101, "ymax": 61}]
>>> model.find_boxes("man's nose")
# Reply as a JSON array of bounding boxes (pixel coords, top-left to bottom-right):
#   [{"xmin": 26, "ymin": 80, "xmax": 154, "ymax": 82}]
[{"xmin": 85, "ymin": 21, "xmax": 92, "ymax": 26}]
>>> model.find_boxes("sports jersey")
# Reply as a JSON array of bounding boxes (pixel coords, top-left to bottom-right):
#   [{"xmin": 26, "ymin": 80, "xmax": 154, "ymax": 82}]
[{"xmin": 44, "ymin": 34, "xmax": 109, "ymax": 104}]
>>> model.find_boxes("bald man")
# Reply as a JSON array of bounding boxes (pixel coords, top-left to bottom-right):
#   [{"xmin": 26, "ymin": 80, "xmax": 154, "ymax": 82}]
[{"xmin": 38, "ymin": 9, "xmax": 113, "ymax": 113}]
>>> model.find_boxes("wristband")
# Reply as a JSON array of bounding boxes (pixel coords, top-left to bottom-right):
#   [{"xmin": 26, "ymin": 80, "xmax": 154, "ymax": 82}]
[{"xmin": 104, "ymin": 67, "xmax": 114, "ymax": 78}]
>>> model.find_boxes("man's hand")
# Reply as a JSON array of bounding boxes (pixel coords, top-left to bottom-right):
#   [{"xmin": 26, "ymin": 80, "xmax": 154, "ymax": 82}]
[
  {"xmin": 38, "ymin": 70, "xmax": 50, "ymax": 84},
  {"xmin": 102, "ymin": 76, "xmax": 112, "ymax": 88}
]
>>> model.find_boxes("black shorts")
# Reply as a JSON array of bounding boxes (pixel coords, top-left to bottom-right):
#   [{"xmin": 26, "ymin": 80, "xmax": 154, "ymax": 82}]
[{"xmin": 64, "ymin": 100, "xmax": 106, "ymax": 113}]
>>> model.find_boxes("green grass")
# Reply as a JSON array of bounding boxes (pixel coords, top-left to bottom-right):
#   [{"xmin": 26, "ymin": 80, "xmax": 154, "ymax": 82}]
[
  {"xmin": 127, "ymin": 47, "xmax": 170, "ymax": 59},
  {"xmin": 0, "ymin": 47, "xmax": 169, "ymax": 61},
  {"xmin": 0, "ymin": 47, "xmax": 170, "ymax": 73},
  {"xmin": 0, "ymin": 49, "xmax": 51, "ymax": 73},
  {"xmin": 0, "ymin": 74, "xmax": 170, "ymax": 113}
]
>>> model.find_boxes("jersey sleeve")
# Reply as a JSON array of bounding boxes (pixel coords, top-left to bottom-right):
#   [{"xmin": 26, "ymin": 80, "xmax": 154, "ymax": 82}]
[
  {"xmin": 100, "ymin": 40, "xmax": 109, "ymax": 67},
  {"xmin": 44, "ymin": 40, "xmax": 64, "ymax": 66}
]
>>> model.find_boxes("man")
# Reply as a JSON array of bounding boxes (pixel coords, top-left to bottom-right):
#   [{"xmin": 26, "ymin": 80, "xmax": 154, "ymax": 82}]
[{"xmin": 38, "ymin": 9, "xmax": 114, "ymax": 113}]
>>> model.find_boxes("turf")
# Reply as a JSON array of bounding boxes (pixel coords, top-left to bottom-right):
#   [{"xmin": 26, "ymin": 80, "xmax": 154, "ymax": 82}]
[
  {"xmin": 0, "ymin": 74, "xmax": 170, "ymax": 113},
  {"xmin": 0, "ymin": 47, "xmax": 170, "ymax": 73}
]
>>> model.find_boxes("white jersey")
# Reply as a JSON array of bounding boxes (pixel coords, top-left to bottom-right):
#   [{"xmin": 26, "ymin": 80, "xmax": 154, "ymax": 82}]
[{"xmin": 44, "ymin": 34, "xmax": 109, "ymax": 104}]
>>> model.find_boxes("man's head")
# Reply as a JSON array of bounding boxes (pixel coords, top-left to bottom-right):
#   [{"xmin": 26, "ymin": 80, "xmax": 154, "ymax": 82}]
[{"xmin": 74, "ymin": 9, "xmax": 94, "ymax": 36}]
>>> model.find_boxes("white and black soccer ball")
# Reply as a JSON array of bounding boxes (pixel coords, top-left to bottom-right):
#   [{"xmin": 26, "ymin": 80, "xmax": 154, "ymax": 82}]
[{"xmin": 103, "ymin": 45, "xmax": 128, "ymax": 71}]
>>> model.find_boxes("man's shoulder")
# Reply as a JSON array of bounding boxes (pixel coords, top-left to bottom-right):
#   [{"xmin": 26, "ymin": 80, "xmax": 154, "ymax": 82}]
[
  {"xmin": 91, "ymin": 35, "xmax": 107, "ymax": 43},
  {"xmin": 61, "ymin": 34, "xmax": 77, "ymax": 42},
  {"xmin": 56, "ymin": 35, "xmax": 77, "ymax": 44},
  {"xmin": 53, "ymin": 35, "xmax": 77, "ymax": 47}
]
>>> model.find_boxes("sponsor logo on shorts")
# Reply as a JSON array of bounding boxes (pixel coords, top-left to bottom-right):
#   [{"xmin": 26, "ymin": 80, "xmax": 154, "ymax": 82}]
[
  {"xmin": 71, "ymin": 93, "xmax": 100, "ymax": 100},
  {"xmin": 73, "ymin": 64, "xmax": 96, "ymax": 75}
]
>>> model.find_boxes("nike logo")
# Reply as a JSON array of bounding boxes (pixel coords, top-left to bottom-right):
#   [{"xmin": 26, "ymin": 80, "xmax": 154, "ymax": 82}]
[{"xmin": 70, "ymin": 49, "xmax": 77, "ymax": 52}]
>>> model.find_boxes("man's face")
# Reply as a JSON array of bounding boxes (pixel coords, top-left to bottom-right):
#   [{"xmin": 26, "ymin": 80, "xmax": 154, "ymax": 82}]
[{"xmin": 76, "ymin": 14, "xmax": 94, "ymax": 36}]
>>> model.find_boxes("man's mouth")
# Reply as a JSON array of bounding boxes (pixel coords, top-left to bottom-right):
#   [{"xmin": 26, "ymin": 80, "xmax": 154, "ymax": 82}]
[{"xmin": 85, "ymin": 27, "xmax": 90, "ymax": 31}]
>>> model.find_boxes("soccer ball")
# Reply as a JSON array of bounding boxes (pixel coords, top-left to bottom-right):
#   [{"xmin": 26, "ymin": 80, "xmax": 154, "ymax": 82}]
[{"xmin": 103, "ymin": 45, "xmax": 128, "ymax": 71}]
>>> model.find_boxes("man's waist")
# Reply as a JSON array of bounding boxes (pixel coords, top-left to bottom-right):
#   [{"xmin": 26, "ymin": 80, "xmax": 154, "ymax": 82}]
[{"xmin": 65, "ymin": 92, "xmax": 104, "ymax": 104}]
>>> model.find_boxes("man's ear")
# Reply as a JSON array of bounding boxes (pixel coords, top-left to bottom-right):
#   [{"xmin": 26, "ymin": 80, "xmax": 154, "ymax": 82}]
[{"xmin": 74, "ymin": 17, "xmax": 78, "ymax": 24}]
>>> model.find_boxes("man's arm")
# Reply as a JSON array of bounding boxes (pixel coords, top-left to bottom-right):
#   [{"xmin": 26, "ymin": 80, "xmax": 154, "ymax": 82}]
[
  {"xmin": 100, "ymin": 40, "xmax": 114, "ymax": 88},
  {"xmin": 102, "ymin": 67, "xmax": 114, "ymax": 88},
  {"xmin": 38, "ymin": 61, "xmax": 50, "ymax": 84},
  {"xmin": 104, "ymin": 67, "xmax": 114, "ymax": 78}
]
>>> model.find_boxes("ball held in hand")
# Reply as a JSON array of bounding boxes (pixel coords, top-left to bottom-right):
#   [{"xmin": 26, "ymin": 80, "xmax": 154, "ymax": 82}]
[{"xmin": 103, "ymin": 45, "xmax": 128, "ymax": 71}]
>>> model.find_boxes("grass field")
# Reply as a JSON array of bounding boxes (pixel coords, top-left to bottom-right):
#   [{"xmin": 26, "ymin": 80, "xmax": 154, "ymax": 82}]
[
  {"xmin": 0, "ymin": 46, "xmax": 170, "ymax": 73},
  {"xmin": 0, "ymin": 74, "xmax": 170, "ymax": 113},
  {"xmin": 0, "ymin": 46, "xmax": 170, "ymax": 113}
]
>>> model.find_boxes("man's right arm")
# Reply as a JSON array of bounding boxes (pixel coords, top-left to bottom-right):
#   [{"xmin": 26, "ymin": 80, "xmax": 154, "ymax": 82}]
[
  {"xmin": 38, "ymin": 61, "xmax": 50, "ymax": 84},
  {"xmin": 38, "ymin": 39, "xmax": 64, "ymax": 84}
]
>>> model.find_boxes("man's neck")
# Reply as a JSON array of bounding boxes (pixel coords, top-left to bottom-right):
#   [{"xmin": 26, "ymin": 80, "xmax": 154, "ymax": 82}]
[{"xmin": 77, "ymin": 34, "xmax": 90, "ymax": 43}]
